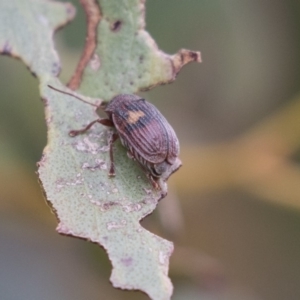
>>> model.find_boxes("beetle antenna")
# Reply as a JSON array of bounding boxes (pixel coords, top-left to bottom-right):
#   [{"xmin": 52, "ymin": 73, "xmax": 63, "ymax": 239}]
[{"xmin": 47, "ymin": 85, "xmax": 99, "ymax": 107}]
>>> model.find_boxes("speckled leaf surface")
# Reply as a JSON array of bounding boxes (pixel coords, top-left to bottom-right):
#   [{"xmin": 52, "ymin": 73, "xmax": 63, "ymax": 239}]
[
  {"xmin": 75, "ymin": 0, "xmax": 201, "ymax": 100},
  {"xmin": 0, "ymin": 0, "xmax": 200, "ymax": 299},
  {"xmin": 40, "ymin": 79, "xmax": 173, "ymax": 300},
  {"xmin": 0, "ymin": 0, "xmax": 75, "ymax": 78}
]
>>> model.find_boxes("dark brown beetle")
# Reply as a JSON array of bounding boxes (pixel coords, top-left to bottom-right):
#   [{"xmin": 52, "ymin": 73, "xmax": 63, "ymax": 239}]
[{"xmin": 48, "ymin": 86, "xmax": 182, "ymax": 196}]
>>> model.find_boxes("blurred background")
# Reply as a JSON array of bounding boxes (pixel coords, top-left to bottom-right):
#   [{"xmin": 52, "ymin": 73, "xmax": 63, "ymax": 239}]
[{"xmin": 1, "ymin": 0, "xmax": 300, "ymax": 299}]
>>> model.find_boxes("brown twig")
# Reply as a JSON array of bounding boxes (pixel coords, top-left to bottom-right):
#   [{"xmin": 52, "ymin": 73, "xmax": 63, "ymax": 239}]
[{"xmin": 67, "ymin": 0, "xmax": 101, "ymax": 90}]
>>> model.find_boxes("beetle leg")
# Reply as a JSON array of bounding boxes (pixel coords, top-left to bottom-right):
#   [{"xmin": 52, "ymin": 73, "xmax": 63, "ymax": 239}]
[
  {"xmin": 127, "ymin": 151, "xmax": 135, "ymax": 160},
  {"xmin": 148, "ymin": 175, "xmax": 160, "ymax": 190},
  {"xmin": 108, "ymin": 132, "xmax": 119, "ymax": 177},
  {"xmin": 147, "ymin": 175, "xmax": 168, "ymax": 198},
  {"xmin": 69, "ymin": 118, "xmax": 114, "ymax": 136}
]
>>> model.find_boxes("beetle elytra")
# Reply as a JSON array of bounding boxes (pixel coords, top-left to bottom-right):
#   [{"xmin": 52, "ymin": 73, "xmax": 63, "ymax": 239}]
[{"xmin": 48, "ymin": 85, "xmax": 182, "ymax": 197}]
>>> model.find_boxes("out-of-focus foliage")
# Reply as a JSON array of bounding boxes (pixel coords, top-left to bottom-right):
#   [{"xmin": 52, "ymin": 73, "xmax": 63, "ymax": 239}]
[{"xmin": 1, "ymin": 1, "xmax": 300, "ymax": 300}]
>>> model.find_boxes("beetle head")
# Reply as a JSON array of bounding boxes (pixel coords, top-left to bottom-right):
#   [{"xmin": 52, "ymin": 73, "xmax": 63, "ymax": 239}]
[{"xmin": 158, "ymin": 158, "xmax": 182, "ymax": 182}]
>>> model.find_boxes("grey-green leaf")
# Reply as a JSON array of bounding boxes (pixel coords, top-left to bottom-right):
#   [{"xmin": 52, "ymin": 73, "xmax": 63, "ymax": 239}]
[
  {"xmin": 0, "ymin": 0, "xmax": 200, "ymax": 299},
  {"xmin": 39, "ymin": 78, "xmax": 173, "ymax": 299},
  {"xmin": 76, "ymin": 0, "xmax": 201, "ymax": 100},
  {"xmin": 0, "ymin": 0, "xmax": 75, "ymax": 78}
]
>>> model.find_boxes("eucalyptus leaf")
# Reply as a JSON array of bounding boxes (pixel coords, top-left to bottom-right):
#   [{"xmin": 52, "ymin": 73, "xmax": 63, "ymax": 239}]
[
  {"xmin": 0, "ymin": 0, "xmax": 75, "ymax": 78},
  {"xmin": 0, "ymin": 0, "xmax": 200, "ymax": 299},
  {"xmin": 39, "ymin": 78, "xmax": 173, "ymax": 299}
]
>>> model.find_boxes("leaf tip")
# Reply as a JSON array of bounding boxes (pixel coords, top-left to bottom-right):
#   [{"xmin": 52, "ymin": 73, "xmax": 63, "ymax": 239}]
[{"xmin": 172, "ymin": 49, "xmax": 201, "ymax": 75}]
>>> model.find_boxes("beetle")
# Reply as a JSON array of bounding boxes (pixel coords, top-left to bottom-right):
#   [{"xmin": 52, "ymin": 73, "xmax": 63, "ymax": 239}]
[{"xmin": 48, "ymin": 85, "xmax": 182, "ymax": 196}]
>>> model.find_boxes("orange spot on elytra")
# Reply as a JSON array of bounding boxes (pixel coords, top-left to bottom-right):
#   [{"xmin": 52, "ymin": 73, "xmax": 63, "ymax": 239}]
[{"xmin": 127, "ymin": 110, "xmax": 145, "ymax": 124}]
